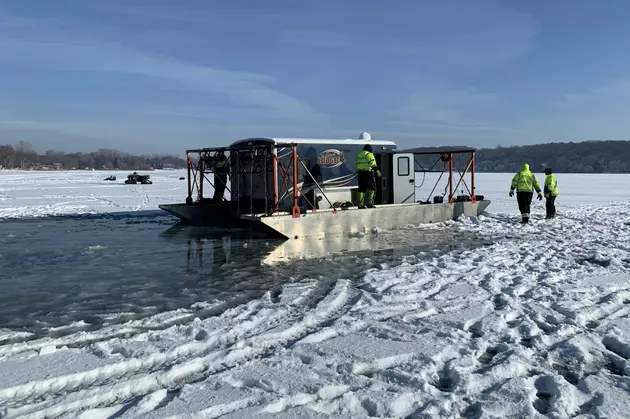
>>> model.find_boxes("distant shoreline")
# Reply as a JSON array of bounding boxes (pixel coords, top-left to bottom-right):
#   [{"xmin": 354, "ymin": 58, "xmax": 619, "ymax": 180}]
[
  {"xmin": 1, "ymin": 167, "xmax": 628, "ymax": 175},
  {"xmin": 0, "ymin": 167, "xmax": 186, "ymax": 172}
]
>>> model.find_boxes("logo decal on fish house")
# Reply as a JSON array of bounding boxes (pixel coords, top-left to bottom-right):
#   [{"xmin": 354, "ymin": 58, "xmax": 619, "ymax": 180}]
[{"xmin": 317, "ymin": 149, "xmax": 345, "ymax": 168}]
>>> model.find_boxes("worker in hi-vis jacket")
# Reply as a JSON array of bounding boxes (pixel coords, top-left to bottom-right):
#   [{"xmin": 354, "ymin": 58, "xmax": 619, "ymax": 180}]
[
  {"xmin": 212, "ymin": 151, "xmax": 230, "ymax": 202},
  {"xmin": 543, "ymin": 167, "xmax": 559, "ymax": 219},
  {"xmin": 509, "ymin": 163, "xmax": 542, "ymax": 223},
  {"xmin": 355, "ymin": 144, "xmax": 381, "ymax": 209}
]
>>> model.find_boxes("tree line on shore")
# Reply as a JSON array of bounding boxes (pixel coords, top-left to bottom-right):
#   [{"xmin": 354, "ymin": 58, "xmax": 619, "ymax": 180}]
[
  {"xmin": 2, "ymin": 139, "xmax": 629, "ymax": 173},
  {"xmin": 408, "ymin": 140, "xmax": 630, "ymax": 173},
  {"xmin": 0, "ymin": 141, "xmax": 187, "ymax": 170}
]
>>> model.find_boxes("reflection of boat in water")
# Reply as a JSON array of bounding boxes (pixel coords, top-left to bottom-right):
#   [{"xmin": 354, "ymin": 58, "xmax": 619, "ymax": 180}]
[
  {"xmin": 260, "ymin": 226, "xmax": 483, "ymax": 265},
  {"xmin": 160, "ymin": 223, "xmax": 281, "ymax": 273},
  {"xmin": 161, "ymin": 222, "xmax": 486, "ymax": 269}
]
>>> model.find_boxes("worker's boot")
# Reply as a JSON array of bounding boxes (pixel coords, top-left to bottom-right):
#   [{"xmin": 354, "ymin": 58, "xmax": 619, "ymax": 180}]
[
  {"xmin": 366, "ymin": 191, "xmax": 376, "ymax": 208},
  {"xmin": 357, "ymin": 192, "xmax": 365, "ymax": 209}
]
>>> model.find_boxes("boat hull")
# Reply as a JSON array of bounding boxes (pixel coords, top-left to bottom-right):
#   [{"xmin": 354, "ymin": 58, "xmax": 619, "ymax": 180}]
[
  {"xmin": 247, "ymin": 200, "xmax": 491, "ymax": 239},
  {"xmin": 160, "ymin": 200, "xmax": 490, "ymax": 239},
  {"xmin": 158, "ymin": 202, "xmax": 241, "ymax": 227},
  {"xmin": 158, "ymin": 202, "xmax": 282, "ymax": 235}
]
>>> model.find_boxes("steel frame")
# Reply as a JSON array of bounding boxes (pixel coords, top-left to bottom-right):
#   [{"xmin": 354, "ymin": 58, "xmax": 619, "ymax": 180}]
[
  {"xmin": 185, "ymin": 146, "xmax": 236, "ymax": 206},
  {"xmin": 183, "ymin": 145, "xmax": 478, "ymax": 219},
  {"xmin": 184, "ymin": 143, "xmax": 332, "ymax": 219},
  {"xmin": 413, "ymin": 149, "xmax": 477, "ymax": 204}
]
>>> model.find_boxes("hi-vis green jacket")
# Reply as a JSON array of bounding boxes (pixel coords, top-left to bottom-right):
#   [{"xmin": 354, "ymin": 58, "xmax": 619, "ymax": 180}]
[
  {"xmin": 214, "ymin": 157, "xmax": 230, "ymax": 174},
  {"xmin": 544, "ymin": 174, "xmax": 559, "ymax": 197},
  {"xmin": 510, "ymin": 164, "xmax": 541, "ymax": 193},
  {"xmin": 356, "ymin": 150, "xmax": 377, "ymax": 172}
]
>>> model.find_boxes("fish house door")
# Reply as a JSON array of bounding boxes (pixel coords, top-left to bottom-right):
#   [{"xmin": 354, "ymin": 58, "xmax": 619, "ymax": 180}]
[{"xmin": 393, "ymin": 153, "xmax": 415, "ymax": 204}]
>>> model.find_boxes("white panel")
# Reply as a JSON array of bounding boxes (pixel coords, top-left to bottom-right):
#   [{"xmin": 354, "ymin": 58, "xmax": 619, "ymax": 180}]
[{"xmin": 393, "ymin": 154, "xmax": 415, "ymax": 204}]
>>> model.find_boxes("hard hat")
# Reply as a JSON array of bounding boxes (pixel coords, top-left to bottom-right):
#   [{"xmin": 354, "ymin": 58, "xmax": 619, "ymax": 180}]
[{"xmin": 358, "ymin": 132, "xmax": 371, "ymax": 140}]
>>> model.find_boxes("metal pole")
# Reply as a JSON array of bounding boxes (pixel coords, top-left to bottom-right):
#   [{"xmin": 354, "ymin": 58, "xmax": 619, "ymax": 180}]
[
  {"xmin": 249, "ymin": 153, "xmax": 253, "ymax": 215},
  {"xmin": 273, "ymin": 150, "xmax": 279, "ymax": 213},
  {"xmin": 427, "ymin": 171, "xmax": 445, "ymax": 202},
  {"xmin": 186, "ymin": 153, "xmax": 192, "ymax": 203},
  {"xmin": 199, "ymin": 152, "xmax": 205, "ymax": 204},
  {"xmin": 236, "ymin": 150, "xmax": 240, "ymax": 217},
  {"xmin": 291, "ymin": 145, "xmax": 300, "ymax": 218},
  {"xmin": 451, "ymin": 159, "xmax": 473, "ymax": 201},
  {"xmin": 448, "ymin": 153, "xmax": 453, "ymax": 204},
  {"xmin": 264, "ymin": 149, "xmax": 269, "ymax": 214},
  {"xmin": 297, "ymin": 158, "xmax": 337, "ymax": 212},
  {"xmin": 451, "ymin": 157, "xmax": 474, "ymax": 198},
  {"xmin": 471, "ymin": 151, "xmax": 476, "ymax": 203}
]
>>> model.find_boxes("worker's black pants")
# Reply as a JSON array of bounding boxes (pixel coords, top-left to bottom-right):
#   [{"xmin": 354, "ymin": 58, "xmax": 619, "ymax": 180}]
[
  {"xmin": 357, "ymin": 171, "xmax": 376, "ymax": 193},
  {"xmin": 213, "ymin": 174, "xmax": 227, "ymax": 202},
  {"xmin": 516, "ymin": 192, "xmax": 533, "ymax": 223},
  {"xmin": 546, "ymin": 196, "xmax": 557, "ymax": 219},
  {"xmin": 299, "ymin": 182, "xmax": 317, "ymax": 210}
]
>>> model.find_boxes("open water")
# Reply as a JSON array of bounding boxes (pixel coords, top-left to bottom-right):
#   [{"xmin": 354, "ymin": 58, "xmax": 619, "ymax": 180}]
[{"xmin": 0, "ymin": 212, "xmax": 493, "ymax": 338}]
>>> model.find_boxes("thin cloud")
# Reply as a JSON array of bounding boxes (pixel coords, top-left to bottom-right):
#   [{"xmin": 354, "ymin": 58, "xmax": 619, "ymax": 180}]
[
  {"xmin": 277, "ymin": 0, "xmax": 538, "ymax": 69},
  {"xmin": 554, "ymin": 78, "xmax": 630, "ymax": 108},
  {"xmin": 279, "ymin": 29, "xmax": 352, "ymax": 48},
  {"xmin": 0, "ymin": 1, "xmax": 545, "ymax": 153},
  {"xmin": 99, "ymin": 3, "xmax": 280, "ymax": 26},
  {"xmin": 0, "ymin": 4, "xmax": 331, "ymax": 130},
  {"xmin": 0, "ymin": 36, "xmax": 331, "ymax": 127},
  {"xmin": 388, "ymin": 82, "xmax": 509, "ymax": 132}
]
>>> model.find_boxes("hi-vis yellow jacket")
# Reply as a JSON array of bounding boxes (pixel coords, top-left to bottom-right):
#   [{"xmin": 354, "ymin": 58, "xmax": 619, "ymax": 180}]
[
  {"xmin": 544, "ymin": 174, "xmax": 559, "ymax": 197},
  {"xmin": 356, "ymin": 150, "xmax": 377, "ymax": 172},
  {"xmin": 510, "ymin": 164, "xmax": 541, "ymax": 193}
]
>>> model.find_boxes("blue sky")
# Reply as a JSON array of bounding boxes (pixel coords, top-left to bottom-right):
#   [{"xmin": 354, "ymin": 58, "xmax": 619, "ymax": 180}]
[{"xmin": 1, "ymin": 0, "xmax": 629, "ymax": 155}]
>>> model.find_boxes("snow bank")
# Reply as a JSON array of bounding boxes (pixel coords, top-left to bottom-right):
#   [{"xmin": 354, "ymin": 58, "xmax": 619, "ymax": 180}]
[{"xmin": 1, "ymin": 198, "xmax": 629, "ymax": 417}]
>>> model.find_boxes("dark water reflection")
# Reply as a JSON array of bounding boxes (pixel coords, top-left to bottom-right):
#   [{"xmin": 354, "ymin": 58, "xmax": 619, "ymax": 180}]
[{"xmin": 0, "ymin": 212, "xmax": 493, "ymax": 337}]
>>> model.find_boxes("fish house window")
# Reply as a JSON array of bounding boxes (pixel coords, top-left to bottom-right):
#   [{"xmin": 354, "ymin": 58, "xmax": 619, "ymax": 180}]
[{"xmin": 398, "ymin": 157, "xmax": 410, "ymax": 176}]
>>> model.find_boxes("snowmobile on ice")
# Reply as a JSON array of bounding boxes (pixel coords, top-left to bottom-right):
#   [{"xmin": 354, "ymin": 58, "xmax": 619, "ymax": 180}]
[
  {"xmin": 104, "ymin": 175, "xmax": 117, "ymax": 181},
  {"xmin": 125, "ymin": 172, "xmax": 152, "ymax": 184}
]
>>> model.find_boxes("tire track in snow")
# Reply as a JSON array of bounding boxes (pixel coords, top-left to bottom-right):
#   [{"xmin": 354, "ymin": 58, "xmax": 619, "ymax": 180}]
[
  {"xmin": 164, "ymin": 397, "xmax": 262, "ymax": 419},
  {"xmin": 3, "ymin": 280, "xmax": 356, "ymax": 418},
  {"xmin": 0, "ymin": 301, "xmax": 229, "ymax": 359},
  {"xmin": 162, "ymin": 384, "xmax": 357, "ymax": 419},
  {"xmin": 0, "ymin": 279, "xmax": 329, "ymax": 360},
  {"xmin": 0, "ymin": 285, "xmax": 318, "ymax": 403},
  {"xmin": 1, "ymin": 297, "xmax": 294, "ymax": 407}
]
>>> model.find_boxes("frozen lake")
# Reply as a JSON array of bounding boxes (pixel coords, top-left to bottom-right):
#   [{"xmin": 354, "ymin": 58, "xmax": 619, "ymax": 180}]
[
  {"xmin": 1, "ymin": 168, "xmax": 629, "ymax": 219},
  {"xmin": 0, "ymin": 170, "xmax": 185, "ymax": 219},
  {"xmin": 0, "ymin": 169, "xmax": 629, "ymax": 418}
]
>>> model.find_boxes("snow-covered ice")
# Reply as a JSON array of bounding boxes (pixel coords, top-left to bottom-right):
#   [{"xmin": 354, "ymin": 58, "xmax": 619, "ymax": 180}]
[
  {"xmin": 1, "ymin": 171, "xmax": 630, "ymax": 417},
  {"xmin": 2, "ymin": 169, "xmax": 629, "ymax": 219},
  {"xmin": 0, "ymin": 170, "xmax": 186, "ymax": 219}
]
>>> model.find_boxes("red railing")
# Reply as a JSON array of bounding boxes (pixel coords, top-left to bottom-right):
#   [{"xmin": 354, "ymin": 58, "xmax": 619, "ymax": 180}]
[
  {"xmin": 185, "ymin": 143, "xmax": 324, "ymax": 218},
  {"xmin": 412, "ymin": 149, "xmax": 477, "ymax": 204},
  {"xmin": 183, "ymin": 145, "xmax": 478, "ymax": 217}
]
